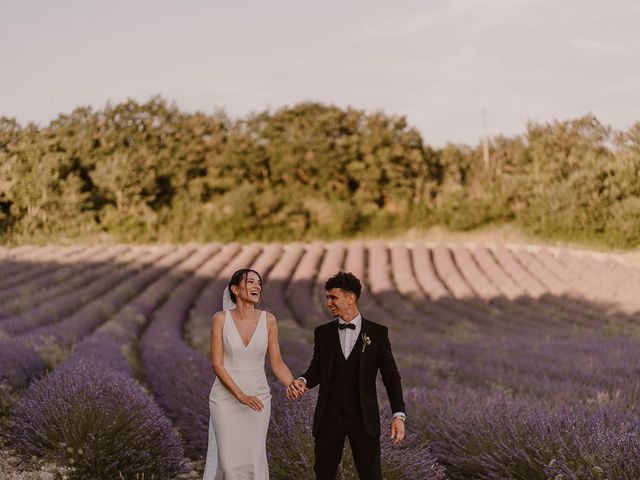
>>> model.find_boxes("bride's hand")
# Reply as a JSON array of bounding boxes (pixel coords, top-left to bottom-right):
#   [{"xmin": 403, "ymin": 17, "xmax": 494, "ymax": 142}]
[
  {"xmin": 286, "ymin": 379, "xmax": 306, "ymax": 399},
  {"xmin": 238, "ymin": 394, "xmax": 264, "ymax": 412}
]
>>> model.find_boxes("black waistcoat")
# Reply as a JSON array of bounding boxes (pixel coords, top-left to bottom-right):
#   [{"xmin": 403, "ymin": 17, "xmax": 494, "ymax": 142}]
[{"xmin": 325, "ymin": 333, "xmax": 362, "ymax": 420}]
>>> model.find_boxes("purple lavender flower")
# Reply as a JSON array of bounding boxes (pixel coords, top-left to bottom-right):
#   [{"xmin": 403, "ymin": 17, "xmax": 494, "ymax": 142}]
[{"xmin": 9, "ymin": 363, "xmax": 185, "ymax": 480}]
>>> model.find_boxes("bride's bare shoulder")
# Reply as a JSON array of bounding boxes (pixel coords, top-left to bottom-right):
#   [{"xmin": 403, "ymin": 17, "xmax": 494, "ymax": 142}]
[
  {"xmin": 211, "ymin": 310, "xmax": 227, "ymax": 324},
  {"xmin": 263, "ymin": 310, "xmax": 277, "ymax": 324}
]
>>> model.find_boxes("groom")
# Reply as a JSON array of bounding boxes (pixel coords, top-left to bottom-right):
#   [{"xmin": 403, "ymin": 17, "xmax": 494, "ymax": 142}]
[{"xmin": 288, "ymin": 271, "xmax": 406, "ymax": 479}]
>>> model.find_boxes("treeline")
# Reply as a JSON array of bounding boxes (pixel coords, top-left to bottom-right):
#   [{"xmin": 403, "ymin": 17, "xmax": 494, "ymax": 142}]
[{"xmin": 1, "ymin": 97, "xmax": 639, "ymax": 247}]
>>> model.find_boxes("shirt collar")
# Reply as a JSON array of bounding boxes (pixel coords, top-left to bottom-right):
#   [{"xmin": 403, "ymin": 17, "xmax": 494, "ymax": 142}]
[{"xmin": 338, "ymin": 313, "xmax": 361, "ymax": 327}]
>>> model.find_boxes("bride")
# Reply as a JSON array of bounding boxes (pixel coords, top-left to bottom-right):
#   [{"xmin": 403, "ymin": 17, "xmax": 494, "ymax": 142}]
[{"xmin": 203, "ymin": 268, "xmax": 303, "ymax": 479}]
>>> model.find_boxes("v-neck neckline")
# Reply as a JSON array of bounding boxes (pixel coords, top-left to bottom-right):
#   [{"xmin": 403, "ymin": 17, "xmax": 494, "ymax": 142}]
[{"xmin": 228, "ymin": 309, "xmax": 262, "ymax": 349}]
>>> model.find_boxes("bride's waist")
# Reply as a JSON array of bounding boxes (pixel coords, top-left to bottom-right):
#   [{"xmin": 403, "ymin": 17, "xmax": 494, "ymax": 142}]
[
  {"xmin": 212, "ymin": 370, "xmax": 270, "ymax": 396},
  {"xmin": 224, "ymin": 366, "xmax": 265, "ymax": 372}
]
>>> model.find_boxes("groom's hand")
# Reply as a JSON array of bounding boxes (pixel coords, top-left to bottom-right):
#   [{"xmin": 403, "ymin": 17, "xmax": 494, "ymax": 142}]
[
  {"xmin": 286, "ymin": 379, "xmax": 306, "ymax": 399},
  {"xmin": 286, "ymin": 379, "xmax": 305, "ymax": 399},
  {"xmin": 390, "ymin": 417, "xmax": 405, "ymax": 446}
]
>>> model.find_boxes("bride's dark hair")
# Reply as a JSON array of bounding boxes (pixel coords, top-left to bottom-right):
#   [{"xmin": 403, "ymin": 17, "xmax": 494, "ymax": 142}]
[{"xmin": 228, "ymin": 269, "xmax": 263, "ymax": 303}]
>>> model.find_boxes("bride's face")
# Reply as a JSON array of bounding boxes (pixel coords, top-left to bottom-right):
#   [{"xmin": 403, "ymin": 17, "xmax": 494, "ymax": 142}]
[{"xmin": 233, "ymin": 271, "xmax": 262, "ymax": 304}]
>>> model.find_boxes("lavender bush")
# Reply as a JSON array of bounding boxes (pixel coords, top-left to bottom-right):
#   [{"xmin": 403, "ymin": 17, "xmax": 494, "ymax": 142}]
[
  {"xmin": 267, "ymin": 382, "xmax": 445, "ymax": 480},
  {"xmin": 140, "ymin": 333, "xmax": 213, "ymax": 458},
  {"xmin": 0, "ymin": 342, "xmax": 46, "ymax": 389},
  {"xmin": 407, "ymin": 387, "xmax": 640, "ymax": 480},
  {"xmin": 9, "ymin": 363, "xmax": 184, "ymax": 480},
  {"xmin": 137, "ymin": 247, "xmax": 231, "ymax": 458}
]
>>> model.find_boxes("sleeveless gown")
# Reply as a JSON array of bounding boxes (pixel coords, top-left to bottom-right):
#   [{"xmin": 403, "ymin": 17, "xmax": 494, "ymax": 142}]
[{"xmin": 203, "ymin": 309, "xmax": 271, "ymax": 479}]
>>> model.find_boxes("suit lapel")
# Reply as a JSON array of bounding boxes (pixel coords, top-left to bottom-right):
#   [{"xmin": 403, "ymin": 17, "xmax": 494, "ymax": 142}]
[
  {"xmin": 327, "ymin": 320, "xmax": 339, "ymax": 378},
  {"xmin": 359, "ymin": 318, "xmax": 370, "ymax": 379}
]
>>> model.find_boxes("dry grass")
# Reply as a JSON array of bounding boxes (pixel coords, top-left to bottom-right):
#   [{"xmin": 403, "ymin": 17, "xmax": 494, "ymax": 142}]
[{"xmin": 0, "ymin": 445, "xmax": 70, "ymax": 480}]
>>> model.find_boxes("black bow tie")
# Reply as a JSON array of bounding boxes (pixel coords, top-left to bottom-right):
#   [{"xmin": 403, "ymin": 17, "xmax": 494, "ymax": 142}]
[{"xmin": 338, "ymin": 323, "xmax": 356, "ymax": 330}]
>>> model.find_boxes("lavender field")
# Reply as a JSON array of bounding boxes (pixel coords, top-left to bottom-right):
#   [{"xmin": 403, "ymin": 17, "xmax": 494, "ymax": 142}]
[{"xmin": 2, "ymin": 241, "xmax": 640, "ymax": 479}]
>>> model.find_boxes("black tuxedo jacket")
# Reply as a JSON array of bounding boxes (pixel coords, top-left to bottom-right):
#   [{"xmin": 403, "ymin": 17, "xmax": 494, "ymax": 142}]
[{"xmin": 301, "ymin": 317, "xmax": 405, "ymax": 438}]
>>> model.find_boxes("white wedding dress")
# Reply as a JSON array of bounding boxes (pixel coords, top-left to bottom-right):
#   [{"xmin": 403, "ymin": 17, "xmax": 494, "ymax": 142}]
[{"xmin": 203, "ymin": 309, "xmax": 271, "ymax": 479}]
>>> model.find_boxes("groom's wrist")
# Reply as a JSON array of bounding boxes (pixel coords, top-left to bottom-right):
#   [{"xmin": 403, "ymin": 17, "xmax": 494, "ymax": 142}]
[
  {"xmin": 393, "ymin": 412, "xmax": 406, "ymax": 422},
  {"xmin": 296, "ymin": 377, "xmax": 307, "ymax": 385}
]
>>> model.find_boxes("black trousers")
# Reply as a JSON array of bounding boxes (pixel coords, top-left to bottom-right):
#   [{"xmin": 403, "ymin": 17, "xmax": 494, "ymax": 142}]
[{"xmin": 313, "ymin": 411, "xmax": 382, "ymax": 480}]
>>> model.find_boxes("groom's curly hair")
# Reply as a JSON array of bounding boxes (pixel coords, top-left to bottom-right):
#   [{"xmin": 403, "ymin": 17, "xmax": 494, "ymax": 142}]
[{"xmin": 325, "ymin": 271, "xmax": 362, "ymax": 299}]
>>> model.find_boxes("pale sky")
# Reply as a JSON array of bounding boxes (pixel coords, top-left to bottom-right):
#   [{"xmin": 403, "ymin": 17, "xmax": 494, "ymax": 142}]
[{"xmin": 2, "ymin": 0, "xmax": 639, "ymax": 146}]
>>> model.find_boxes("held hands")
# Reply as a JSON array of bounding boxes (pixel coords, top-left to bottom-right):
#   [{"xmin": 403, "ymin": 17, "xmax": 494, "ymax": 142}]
[
  {"xmin": 390, "ymin": 417, "xmax": 405, "ymax": 446},
  {"xmin": 238, "ymin": 393, "xmax": 264, "ymax": 412},
  {"xmin": 286, "ymin": 379, "xmax": 307, "ymax": 400}
]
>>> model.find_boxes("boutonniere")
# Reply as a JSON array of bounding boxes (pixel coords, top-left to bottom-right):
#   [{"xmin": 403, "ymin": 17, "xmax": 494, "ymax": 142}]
[{"xmin": 361, "ymin": 333, "xmax": 371, "ymax": 353}]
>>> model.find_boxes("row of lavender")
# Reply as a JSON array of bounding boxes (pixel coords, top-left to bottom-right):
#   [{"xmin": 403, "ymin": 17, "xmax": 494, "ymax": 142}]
[
  {"xmin": 4, "ymin": 245, "xmax": 217, "ymax": 478},
  {"xmin": 2, "ymin": 242, "xmax": 640, "ymax": 478}
]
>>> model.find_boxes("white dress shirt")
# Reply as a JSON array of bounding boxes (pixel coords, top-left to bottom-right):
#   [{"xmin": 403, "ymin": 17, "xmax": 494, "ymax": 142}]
[
  {"xmin": 298, "ymin": 312, "xmax": 406, "ymax": 421},
  {"xmin": 338, "ymin": 313, "xmax": 362, "ymax": 358}
]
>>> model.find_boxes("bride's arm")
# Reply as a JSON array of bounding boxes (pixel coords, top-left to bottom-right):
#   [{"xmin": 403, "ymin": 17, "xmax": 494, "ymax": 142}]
[
  {"xmin": 210, "ymin": 311, "xmax": 264, "ymax": 412},
  {"xmin": 266, "ymin": 312, "xmax": 296, "ymax": 387}
]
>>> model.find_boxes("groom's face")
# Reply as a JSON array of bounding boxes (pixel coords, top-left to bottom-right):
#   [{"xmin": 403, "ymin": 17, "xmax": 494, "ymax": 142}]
[{"xmin": 325, "ymin": 288, "xmax": 356, "ymax": 319}]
